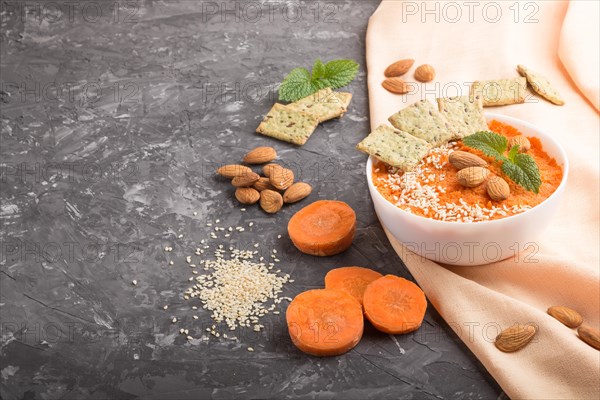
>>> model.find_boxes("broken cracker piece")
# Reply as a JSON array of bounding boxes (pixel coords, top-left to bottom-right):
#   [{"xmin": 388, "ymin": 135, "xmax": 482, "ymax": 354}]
[
  {"xmin": 256, "ymin": 103, "xmax": 319, "ymax": 146},
  {"xmin": 517, "ymin": 64, "xmax": 564, "ymax": 106},
  {"xmin": 470, "ymin": 77, "xmax": 527, "ymax": 107}
]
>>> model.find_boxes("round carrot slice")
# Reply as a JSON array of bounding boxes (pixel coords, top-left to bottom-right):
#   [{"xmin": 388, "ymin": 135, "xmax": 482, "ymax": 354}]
[
  {"xmin": 324, "ymin": 266, "xmax": 383, "ymax": 306},
  {"xmin": 363, "ymin": 275, "xmax": 427, "ymax": 334},
  {"xmin": 287, "ymin": 200, "xmax": 356, "ymax": 256},
  {"xmin": 286, "ymin": 289, "xmax": 363, "ymax": 356}
]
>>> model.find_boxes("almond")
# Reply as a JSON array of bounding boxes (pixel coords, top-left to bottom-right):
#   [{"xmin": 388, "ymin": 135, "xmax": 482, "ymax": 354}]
[
  {"xmin": 235, "ymin": 187, "xmax": 260, "ymax": 205},
  {"xmin": 231, "ymin": 172, "xmax": 260, "ymax": 187},
  {"xmin": 495, "ymin": 324, "xmax": 537, "ymax": 352},
  {"xmin": 262, "ymin": 163, "xmax": 280, "ymax": 177},
  {"xmin": 269, "ymin": 167, "xmax": 294, "ymax": 190},
  {"xmin": 259, "ymin": 189, "xmax": 283, "ymax": 214},
  {"xmin": 216, "ymin": 164, "xmax": 253, "ymax": 178},
  {"xmin": 382, "ymin": 77, "xmax": 410, "ymax": 94},
  {"xmin": 486, "ymin": 175, "xmax": 510, "ymax": 201},
  {"xmin": 547, "ymin": 306, "xmax": 583, "ymax": 328},
  {"xmin": 449, "ymin": 151, "xmax": 487, "ymax": 169},
  {"xmin": 243, "ymin": 146, "xmax": 277, "ymax": 164},
  {"xmin": 414, "ymin": 64, "xmax": 436, "ymax": 82},
  {"xmin": 577, "ymin": 325, "xmax": 600, "ymax": 350},
  {"xmin": 509, "ymin": 135, "xmax": 531, "ymax": 153},
  {"xmin": 253, "ymin": 177, "xmax": 277, "ymax": 192},
  {"xmin": 283, "ymin": 182, "xmax": 312, "ymax": 204},
  {"xmin": 384, "ymin": 59, "xmax": 414, "ymax": 78},
  {"xmin": 457, "ymin": 166, "xmax": 490, "ymax": 188}
]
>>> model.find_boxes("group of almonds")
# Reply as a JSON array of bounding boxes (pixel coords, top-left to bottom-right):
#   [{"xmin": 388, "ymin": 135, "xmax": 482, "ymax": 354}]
[
  {"xmin": 494, "ymin": 305, "xmax": 599, "ymax": 353},
  {"xmin": 449, "ymin": 136, "xmax": 531, "ymax": 201},
  {"xmin": 216, "ymin": 147, "xmax": 312, "ymax": 214},
  {"xmin": 382, "ymin": 59, "xmax": 436, "ymax": 94}
]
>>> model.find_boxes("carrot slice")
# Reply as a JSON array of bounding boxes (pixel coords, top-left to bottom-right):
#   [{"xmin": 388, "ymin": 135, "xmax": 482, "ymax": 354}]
[
  {"xmin": 324, "ymin": 266, "xmax": 383, "ymax": 307},
  {"xmin": 286, "ymin": 289, "xmax": 363, "ymax": 356},
  {"xmin": 363, "ymin": 275, "xmax": 427, "ymax": 334},
  {"xmin": 287, "ymin": 200, "xmax": 356, "ymax": 256}
]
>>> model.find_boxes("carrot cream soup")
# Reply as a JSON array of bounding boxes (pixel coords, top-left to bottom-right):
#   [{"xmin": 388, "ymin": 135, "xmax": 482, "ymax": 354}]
[{"xmin": 372, "ymin": 120, "xmax": 563, "ymax": 223}]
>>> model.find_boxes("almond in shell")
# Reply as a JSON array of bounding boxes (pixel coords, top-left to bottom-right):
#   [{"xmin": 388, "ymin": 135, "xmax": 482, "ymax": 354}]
[
  {"xmin": 243, "ymin": 146, "xmax": 277, "ymax": 164},
  {"xmin": 449, "ymin": 151, "xmax": 487, "ymax": 170},
  {"xmin": 414, "ymin": 64, "xmax": 436, "ymax": 82},
  {"xmin": 486, "ymin": 175, "xmax": 510, "ymax": 201},
  {"xmin": 235, "ymin": 187, "xmax": 260, "ymax": 205},
  {"xmin": 509, "ymin": 135, "xmax": 531, "ymax": 153},
  {"xmin": 384, "ymin": 59, "xmax": 414, "ymax": 78},
  {"xmin": 259, "ymin": 189, "xmax": 283, "ymax": 214},
  {"xmin": 457, "ymin": 166, "xmax": 490, "ymax": 188},
  {"xmin": 577, "ymin": 325, "xmax": 600, "ymax": 350},
  {"xmin": 231, "ymin": 172, "xmax": 260, "ymax": 187},
  {"xmin": 217, "ymin": 164, "xmax": 252, "ymax": 179},
  {"xmin": 283, "ymin": 182, "xmax": 312, "ymax": 204},
  {"xmin": 382, "ymin": 77, "xmax": 410, "ymax": 94},
  {"xmin": 547, "ymin": 306, "xmax": 583, "ymax": 328},
  {"xmin": 262, "ymin": 163, "xmax": 280, "ymax": 177},
  {"xmin": 253, "ymin": 177, "xmax": 277, "ymax": 192},
  {"xmin": 495, "ymin": 324, "xmax": 537, "ymax": 352},
  {"xmin": 269, "ymin": 167, "xmax": 294, "ymax": 190}
]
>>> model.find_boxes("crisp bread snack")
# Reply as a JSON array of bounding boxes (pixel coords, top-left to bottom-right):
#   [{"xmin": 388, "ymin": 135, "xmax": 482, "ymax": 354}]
[
  {"xmin": 470, "ymin": 77, "xmax": 527, "ymax": 106},
  {"xmin": 517, "ymin": 64, "xmax": 564, "ymax": 106},
  {"xmin": 356, "ymin": 125, "xmax": 430, "ymax": 171},
  {"xmin": 286, "ymin": 88, "xmax": 352, "ymax": 122},
  {"xmin": 437, "ymin": 95, "xmax": 488, "ymax": 138},
  {"xmin": 256, "ymin": 103, "xmax": 319, "ymax": 146},
  {"xmin": 388, "ymin": 100, "xmax": 455, "ymax": 146}
]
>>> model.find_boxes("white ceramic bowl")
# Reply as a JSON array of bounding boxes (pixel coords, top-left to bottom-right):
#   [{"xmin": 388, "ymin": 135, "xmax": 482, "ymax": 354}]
[{"xmin": 366, "ymin": 113, "xmax": 569, "ymax": 266}]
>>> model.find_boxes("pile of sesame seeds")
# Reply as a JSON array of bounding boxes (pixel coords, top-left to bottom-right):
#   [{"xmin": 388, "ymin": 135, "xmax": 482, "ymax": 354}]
[
  {"xmin": 161, "ymin": 217, "xmax": 292, "ymax": 347},
  {"xmin": 376, "ymin": 142, "xmax": 532, "ymax": 223}
]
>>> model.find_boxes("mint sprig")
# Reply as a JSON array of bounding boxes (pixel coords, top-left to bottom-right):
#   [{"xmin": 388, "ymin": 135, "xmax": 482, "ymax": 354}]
[
  {"xmin": 462, "ymin": 131, "xmax": 542, "ymax": 193},
  {"xmin": 278, "ymin": 59, "xmax": 359, "ymax": 102}
]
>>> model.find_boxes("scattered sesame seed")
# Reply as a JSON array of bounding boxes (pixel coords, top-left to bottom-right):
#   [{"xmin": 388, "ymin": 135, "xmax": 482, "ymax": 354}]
[
  {"xmin": 172, "ymin": 317, "xmax": 177, "ymax": 323},
  {"xmin": 169, "ymin": 261, "xmax": 174, "ymax": 265},
  {"xmin": 247, "ymin": 347, "xmax": 254, "ymax": 352},
  {"xmin": 132, "ymin": 280, "xmax": 137, "ymax": 285},
  {"xmin": 163, "ymin": 305, "xmax": 168, "ymax": 310},
  {"xmin": 248, "ymin": 222, "xmax": 254, "ymax": 227},
  {"xmin": 193, "ymin": 212, "xmax": 198, "ymax": 216},
  {"xmin": 186, "ymin": 335, "xmax": 193, "ymax": 340}
]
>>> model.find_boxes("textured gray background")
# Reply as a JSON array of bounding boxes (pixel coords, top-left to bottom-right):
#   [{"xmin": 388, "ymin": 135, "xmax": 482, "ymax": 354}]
[{"xmin": 1, "ymin": 1, "xmax": 503, "ymax": 398}]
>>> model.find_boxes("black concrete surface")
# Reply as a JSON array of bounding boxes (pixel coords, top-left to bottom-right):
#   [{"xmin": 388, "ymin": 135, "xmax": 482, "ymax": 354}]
[{"xmin": 0, "ymin": 1, "xmax": 504, "ymax": 398}]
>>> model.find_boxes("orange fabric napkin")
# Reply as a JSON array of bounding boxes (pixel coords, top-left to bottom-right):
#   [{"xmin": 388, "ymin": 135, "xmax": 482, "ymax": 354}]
[{"xmin": 365, "ymin": 1, "xmax": 599, "ymax": 399}]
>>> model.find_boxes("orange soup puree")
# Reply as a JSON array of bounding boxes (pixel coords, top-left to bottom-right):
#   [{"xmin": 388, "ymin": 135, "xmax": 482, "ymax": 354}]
[{"xmin": 373, "ymin": 120, "xmax": 563, "ymax": 223}]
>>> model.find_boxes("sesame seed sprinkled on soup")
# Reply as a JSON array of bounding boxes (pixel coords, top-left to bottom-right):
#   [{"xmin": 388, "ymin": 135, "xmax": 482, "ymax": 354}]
[{"xmin": 373, "ymin": 120, "xmax": 563, "ymax": 223}]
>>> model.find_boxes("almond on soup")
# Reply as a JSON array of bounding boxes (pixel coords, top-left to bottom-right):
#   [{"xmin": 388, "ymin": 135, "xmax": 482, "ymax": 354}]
[{"xmin": 372, "ymin": 120, "xmax": 563, "ymax": 223}]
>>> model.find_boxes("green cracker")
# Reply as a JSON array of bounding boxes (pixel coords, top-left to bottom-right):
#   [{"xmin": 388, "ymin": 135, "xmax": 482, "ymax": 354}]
[
  {"xmin": 470, "ymin": 77, "xmax": 527, "ymax": 106},
  {"xmin": 517, "ymin": 64, "xmax": 564, "ymax": 106},
  {"xmin": 437, "ymin": 95, "xmax": 488, "ymax": 138},
  {"xmin": 256, "ymin": 103, "xmax": 319, "ymax": 145},
  {"xmin": 388, "ymin": 100, "xmax": 455, "ymax": 146},
  {"xmin": 286, "ymin": 88, "xmax": 353, "ymax": 122},
  {"xmin": 356, "ymin": 124, "xmax": 431, "ymax": 171}
]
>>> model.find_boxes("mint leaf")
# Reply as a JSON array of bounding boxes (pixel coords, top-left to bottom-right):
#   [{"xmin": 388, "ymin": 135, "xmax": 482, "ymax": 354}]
[
  {"xmin": 278, "ymin": 67, "xmax": 315, "ymax": 102},
  {"xmin": 507, "ymin": 145, "xmax": 519, "ymax": 162},
  {"xmin": 323, "ymin": 59, "xmax": 359, "ymax": 89},
  {"xmin": 278, "ymin": 59, "xmax": 359, "ymax": 102},
  {"xmin": 501, "ymin": 153, "xmax": 542, "ymax": 193},
  {"xmin": 463, "ymin": 131, "xmax": 508, "ymax": 161},
  {"xmin": 312, "ymin": 59, "xmax": 325, "ymax": 80}
]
